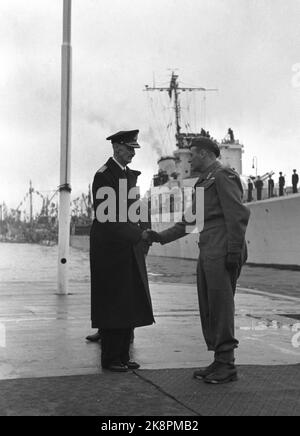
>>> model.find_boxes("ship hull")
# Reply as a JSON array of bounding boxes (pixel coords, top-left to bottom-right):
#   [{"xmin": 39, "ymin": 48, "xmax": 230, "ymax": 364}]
[
  {"xmin": 71, "ymin": 194, "xmax": 300, "ymax": 269},
  {"xmin": 150, "ymin": 193, "xmax": 300, "ymax": 269}
]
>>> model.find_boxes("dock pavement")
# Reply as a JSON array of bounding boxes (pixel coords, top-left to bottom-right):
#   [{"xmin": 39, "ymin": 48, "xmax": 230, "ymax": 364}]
[{"xmin": 0, "ymin": 246, "xmax": 299, "ymax": 416}]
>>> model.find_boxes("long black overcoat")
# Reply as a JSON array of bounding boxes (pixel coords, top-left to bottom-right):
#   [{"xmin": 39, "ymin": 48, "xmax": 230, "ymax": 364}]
[{"xmin": 90, "ymin": 157, "xmax": 154, "ymax": 329}]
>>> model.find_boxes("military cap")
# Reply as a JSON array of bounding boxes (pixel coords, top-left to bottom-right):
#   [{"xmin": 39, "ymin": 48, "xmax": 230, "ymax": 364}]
[
  {"xmin": 190, "ymin": 137, "xmax": 220, "ymax": 158},
  {"xmin": 106, "ymin": 130, "xmax": 140, "ymax": 148}
]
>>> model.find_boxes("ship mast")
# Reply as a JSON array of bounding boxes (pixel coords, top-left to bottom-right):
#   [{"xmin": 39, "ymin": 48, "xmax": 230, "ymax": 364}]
[
  {"xmin": 145, "ymin": 72, "xmax": 218, "ymax": 147},
  {"xmin": 170, "ymin": 73, "xmax": 181, "ymax": 138}
]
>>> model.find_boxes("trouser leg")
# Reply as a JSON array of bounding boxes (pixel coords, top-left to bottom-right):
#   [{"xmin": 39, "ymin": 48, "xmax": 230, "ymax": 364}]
[
  {"xmin": 120, "ymin": 329, "xmax": 132, "ymax": 364},
  {"xmin": 101, "ymin": 328, "xmax": 131, "ymax": 368},
  {"xmin": 197, "ymin": 254, "xmax": 239, "ymax": 364},
  {"xmin": 196, "ymin": 255, "xmax": 213, "ymax": 350}
]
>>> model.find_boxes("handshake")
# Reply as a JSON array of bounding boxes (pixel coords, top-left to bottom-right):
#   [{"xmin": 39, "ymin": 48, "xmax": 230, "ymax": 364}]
[{"xmin": 141, "ymin": 229, "xmax": 162, "ymax": 246}]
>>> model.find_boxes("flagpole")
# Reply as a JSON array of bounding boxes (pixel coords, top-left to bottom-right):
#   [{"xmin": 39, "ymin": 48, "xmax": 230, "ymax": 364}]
[{"xmin": 58, "ymin": 0, "xmax": 72, "ymax": 295}]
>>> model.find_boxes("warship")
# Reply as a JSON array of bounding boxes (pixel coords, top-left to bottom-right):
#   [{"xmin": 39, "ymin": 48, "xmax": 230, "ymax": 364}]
[
  {"xmin": 145, "ymin": 73, "xmax": 300, "ymax": 269},
  {"xmin": 71, "ymin": 72, "xmax": 300, "ymax": 269}
]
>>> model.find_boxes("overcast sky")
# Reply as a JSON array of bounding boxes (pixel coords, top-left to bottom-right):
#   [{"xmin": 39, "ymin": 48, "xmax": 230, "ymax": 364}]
[{"xmin": 1, "ymin": 0, "xmax": 300, "ymax": 211}]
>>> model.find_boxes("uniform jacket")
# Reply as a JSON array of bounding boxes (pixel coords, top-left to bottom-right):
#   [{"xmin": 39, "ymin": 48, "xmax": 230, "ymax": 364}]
[
  {"xmin": 90, "ymin": 157, "xmax": 154, "ymax": 329},
  {"xmin": 292, "ymin": 173, "xmax": 299, "ymax": 185},
  {"xmin": 255, "ymin": 180, "xmax": 264, "ymax": 190},
  {"xmin": 279, "ymin": 176, "xmax": 285, "ymax": 187},
  {"xmin": 158, "ymin": 161, "xmax": 250, "ymax": 254}
]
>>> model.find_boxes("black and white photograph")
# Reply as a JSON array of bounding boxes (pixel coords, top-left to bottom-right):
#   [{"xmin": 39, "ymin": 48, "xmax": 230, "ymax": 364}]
[{"xmin": 0, "ymin": 0, "xmax": 300, "ymax": 418}]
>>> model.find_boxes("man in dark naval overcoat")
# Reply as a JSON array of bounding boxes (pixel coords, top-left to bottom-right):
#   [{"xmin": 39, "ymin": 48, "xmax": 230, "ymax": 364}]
[
  {"xmin": 89, "ymin": 130, "xmax": 154, "ymax": 372},
  {"xmin": 148, "ymin": 137, "xmax": 250, "ymax": 384}
]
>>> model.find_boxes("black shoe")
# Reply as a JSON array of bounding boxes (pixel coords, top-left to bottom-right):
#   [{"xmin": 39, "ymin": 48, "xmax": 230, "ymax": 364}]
[
  {"xmin": 204, "ymin": 363, "xmax": 238, "ymax": 384},
  {"xmin": 86, "ymin": 331, "xmax": 102, "ymax": 342},
  {"xmin": 103, "ymin": 362, "xmax": 128, "ymax": 373},
  {"xmin": 125, "ymin": 361, "xmax": 140, "ymax": 370},
  {"xmin": 193, "ymin": 361, "xmax": 221, "ymax": 380}
]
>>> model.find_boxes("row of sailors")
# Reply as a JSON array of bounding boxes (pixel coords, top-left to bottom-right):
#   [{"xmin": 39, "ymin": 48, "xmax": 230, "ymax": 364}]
[{"xmin": 247, "ymin": 170, "xmax": 299, "ymax": 202}]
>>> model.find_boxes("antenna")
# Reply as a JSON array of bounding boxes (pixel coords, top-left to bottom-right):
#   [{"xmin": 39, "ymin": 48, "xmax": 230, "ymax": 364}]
[{"xmin": 144, "ymin": 71, "xmax": 218, "ymax": 147}]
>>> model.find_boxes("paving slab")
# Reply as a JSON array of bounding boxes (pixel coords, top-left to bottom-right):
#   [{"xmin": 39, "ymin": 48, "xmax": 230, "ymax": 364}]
[
  {"xmin": 138, "ymin": 365, "xmax": 300, "ymax": 416},
  {"xmin": 0, "ymin": 365, "xmax": 299, "ymax": 416},
  {"xmin": 0, "ymin": 372, "xmax": 195, "ymax": 416}
]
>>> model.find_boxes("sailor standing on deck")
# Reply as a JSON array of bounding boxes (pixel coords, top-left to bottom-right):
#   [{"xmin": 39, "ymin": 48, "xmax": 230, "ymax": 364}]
[
  {"xmin": 279, "ymin": 172, "xmax": 285, "ymax": 196},
  {"xmin": 147, "ymin": 137, "xmax": 250, "ymax": 384},
  {"xmin": 292, "ymin": 170, "xmax": 299, "ymax": 194},
  {"xmin": 247, "ymin": 179, "xmax": 254, "ymax": 202},
  {"xmin": 254, "ymin": 176, "xmax": 264, "ymax": 201},
  {"xmin": 89, "ymin": 130, "xmax": 154, "ymax": 372},
  {"xmin": 268, "ymin": 175, "xmax": 275, "ymax": 198}
]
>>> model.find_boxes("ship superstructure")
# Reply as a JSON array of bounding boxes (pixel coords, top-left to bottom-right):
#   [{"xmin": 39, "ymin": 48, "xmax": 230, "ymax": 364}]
[{"xmin": 145, "ymin": 72, "xmax": 244, "ymax": 188}]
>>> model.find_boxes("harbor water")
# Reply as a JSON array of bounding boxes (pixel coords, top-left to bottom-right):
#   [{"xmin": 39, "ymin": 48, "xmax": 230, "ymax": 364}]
[
  {"xmin": 1, "ymin": 242, "xmax": 300, "ymax": 298},
  {"xmin": 0, "ymin": 243, "xmax": 90, "ymax": 283}
]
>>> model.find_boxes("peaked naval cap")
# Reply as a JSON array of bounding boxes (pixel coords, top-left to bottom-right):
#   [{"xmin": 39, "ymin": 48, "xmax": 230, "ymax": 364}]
[{"xmin": 106, "ymin": 130, "xmax": 140, "ymax": 148}]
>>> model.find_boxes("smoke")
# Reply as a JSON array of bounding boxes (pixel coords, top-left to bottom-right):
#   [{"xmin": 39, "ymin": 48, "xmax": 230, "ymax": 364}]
[
  {"xmin": 151, "ymin": 139, "xmax": 164, "ymax": 159},
  {"xmin": 142, "ymin": 126, "xmax": 164, "ymax": 158},
  {"xmin": 81, "ymin": 97, "xmax": 140, "ymax": 135},
  {"xmin": 86, "ymin": 111, "xmax": 108, "ymax": 127}
]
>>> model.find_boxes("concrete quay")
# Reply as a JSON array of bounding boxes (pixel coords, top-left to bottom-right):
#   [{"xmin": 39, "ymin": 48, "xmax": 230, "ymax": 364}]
[
  {"xmin": 0, "ymin": 244, "xmax": 299, "ymax": 416},
  {"xmin": 0, "ymin": 281, "xmax": 299, "ymax": 415}
]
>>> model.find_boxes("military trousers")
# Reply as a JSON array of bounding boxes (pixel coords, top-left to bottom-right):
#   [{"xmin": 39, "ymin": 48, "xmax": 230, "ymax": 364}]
[{"xmin": 197, "ymin": 226, "xmax": 241, "ymax": 364}]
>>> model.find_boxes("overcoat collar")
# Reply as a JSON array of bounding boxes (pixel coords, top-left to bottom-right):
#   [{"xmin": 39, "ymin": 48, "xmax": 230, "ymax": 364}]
[
  {"xmin": 106, "ymin": 157, "xmax": 141, "ymax": 188},
  {"xmin": 107, "ymin": 157, "xmax": 127, "ymax": 180}
]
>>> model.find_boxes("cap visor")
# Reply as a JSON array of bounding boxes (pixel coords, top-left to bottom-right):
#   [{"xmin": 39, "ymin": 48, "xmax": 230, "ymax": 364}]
[{"xmin": 126, "ymin": 142, "xmax": 140, "ymax": 148}]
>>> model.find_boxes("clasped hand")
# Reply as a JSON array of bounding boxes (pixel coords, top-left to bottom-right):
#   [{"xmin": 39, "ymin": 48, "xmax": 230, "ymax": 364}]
[{"xmin": 141, "ymin": 230, "xmax": 162, "ymax": 245}]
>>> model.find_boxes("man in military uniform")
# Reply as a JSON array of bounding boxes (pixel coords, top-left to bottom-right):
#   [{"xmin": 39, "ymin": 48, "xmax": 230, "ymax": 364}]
[
  {"xmin": 148, "ymin": 137, "xmax": 250, "ymax": 384},
  {"xmin": 292, "ymin": 169, "xmax": 299, "ymax": 194},
  {"xmin": 89, "ymin": 130, "xmax": 154, "ymax": 372},
  {"xmin": 279, "ymin": 172, "xmax": 285, "ymax": 197}
]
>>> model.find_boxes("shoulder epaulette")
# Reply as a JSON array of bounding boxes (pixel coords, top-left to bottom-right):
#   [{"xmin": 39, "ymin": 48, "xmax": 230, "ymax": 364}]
[
  {"xmin": 97, "ymin": 165, "xmax": 107, "ymax": 174},
  {"xmin": 215, "ymin": 166, "xmax": 240, "ymax": 182},
  {"xmin": 131, "ymin": 169, "xmax": 141, "ymax": 176},
  {"xmin": 221, "ymin": 166, "xmax": 239, "ymax": 176}
]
